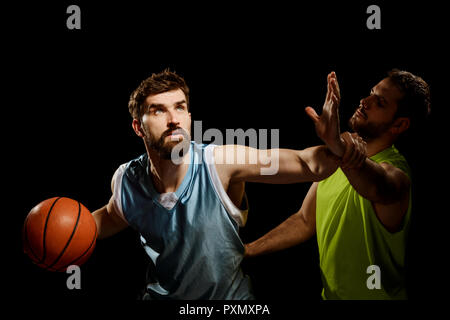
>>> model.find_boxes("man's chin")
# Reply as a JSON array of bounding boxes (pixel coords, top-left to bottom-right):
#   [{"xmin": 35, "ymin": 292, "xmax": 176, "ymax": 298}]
[
  {"xmin": 348, "ymin": 119, "xmax": 365, "ymax": 138},
  {"xmin": 164, "ymin": 136, "xmax": 190, "ymax": 149},
  {"xmin": 348, "ymin": 116, "xmax": 358, "ymax": 131},
  {"xmin": 159, "ymin": 139, "xmax": 190, "ymax": 161},
  {"xmin": 165, "ymin": 136, "xmax": 184, "ymax": 146}
]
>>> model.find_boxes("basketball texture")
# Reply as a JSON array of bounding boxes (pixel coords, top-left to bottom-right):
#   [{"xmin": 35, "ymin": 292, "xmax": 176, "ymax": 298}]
[{"xmin": 23, "ymin": 197, "xmax": 97, "ymax": 271}]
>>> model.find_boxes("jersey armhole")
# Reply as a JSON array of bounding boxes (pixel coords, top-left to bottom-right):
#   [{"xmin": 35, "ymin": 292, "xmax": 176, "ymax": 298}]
[
  {"xmin": 204, "ymin": 144, "xmax": 248, "ymax": 227},
  {"xmin": 111, "ymin": 163, "xmax": 129, "ymax": 224}
]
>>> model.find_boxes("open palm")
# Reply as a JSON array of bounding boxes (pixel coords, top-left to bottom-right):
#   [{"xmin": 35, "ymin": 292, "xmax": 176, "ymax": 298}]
[{"xmin": 305, "ymin": 72, "xmax": 345, "ymax": 157}]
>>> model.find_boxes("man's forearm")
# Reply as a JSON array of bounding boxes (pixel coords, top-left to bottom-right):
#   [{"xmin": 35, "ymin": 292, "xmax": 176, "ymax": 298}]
[
  {"xmin": 92, "ymin": 205, "xmax": 128, "ymax": 239},
  {"xmin": 245, "ymin": 212, "xmax": 315, "ymax": 258},
  {"xmin": 342, "ymin": 159, "xmax": 400, "ymax": 204},
  {"xmin": 226, "ymin": 145, "xmax": 340, "ymax": 184},
  {"xmin": 92, "ymin": 206, "xmax": 112, "ymax": 239}
]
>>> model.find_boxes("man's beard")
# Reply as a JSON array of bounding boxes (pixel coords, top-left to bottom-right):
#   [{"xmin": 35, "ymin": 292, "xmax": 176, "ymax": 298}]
[
  {"xmin": 144, "ymin": 126, "xmax": 191, "ymax": 161},
  {"xmin": 348, "ymin": 112, "xmax": 393, "ymax": 141}
]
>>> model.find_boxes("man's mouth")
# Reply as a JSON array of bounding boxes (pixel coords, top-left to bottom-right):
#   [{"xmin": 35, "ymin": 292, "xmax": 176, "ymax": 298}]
[
  {"xmin": 165, "ymin": 128, "xmax": 186, "ymax": 141},
  {"xmin": 356, "ymin": 108, "xmax": 367, "ymax": 120}
]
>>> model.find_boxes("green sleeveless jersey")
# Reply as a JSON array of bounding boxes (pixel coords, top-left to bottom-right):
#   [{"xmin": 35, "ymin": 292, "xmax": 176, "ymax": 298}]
[{"xmin": 316, "ymin": 145, "xmax": 411, "ymax": 299}]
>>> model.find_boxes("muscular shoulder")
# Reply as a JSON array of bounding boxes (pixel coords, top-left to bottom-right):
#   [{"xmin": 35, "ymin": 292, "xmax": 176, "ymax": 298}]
[
  {"xmin": 111, "ymin": 163, "xmax": 128, "ymax": 192},
  {"xmin": 378, "ymin": 162, "xmax": 411, "ymax": 192},
  {"xmin": 372, "ymin": 146, "xmax": 411, "ymax": 180}
]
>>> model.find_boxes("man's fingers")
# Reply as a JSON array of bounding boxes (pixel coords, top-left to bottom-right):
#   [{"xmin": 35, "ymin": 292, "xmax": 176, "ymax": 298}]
[
  {"xmin": 331, "ymin": 94, "xmax": 339, "ymax": 110},
  {"xmin": 352, "ymin": 133, "xmax": 367, "ymax": 164},
  {"xmin": 305, "ymin": 107, "xmax": 320, "ymax": 123},
  {"xmin": 352, "ymin": 138, "xmax": 364, "ymax": 168},
  {"xmin": 342, "ymin": 134, "xmax": 367, "ymax": 169},
  {"xmin": 346, "ymin": 142, "xmax": 360, "ymax": 168},
  {"xmin": 356, "ymin": 136, "xmax": 367, "ymax": 167},
  {"xmin": 331, "ymin": 80, "xmax": 340, "ymax": 101},
  {"xmin": 325, "ymin": 75, "xmax": 332, "ymax": 103},
  {"xmin": 330, "ymin": 72, "xmax": 340, "ymax": 100},
  {"xmin": 341, "ymin": 132, "xmax": 354, "ymax": 165}
]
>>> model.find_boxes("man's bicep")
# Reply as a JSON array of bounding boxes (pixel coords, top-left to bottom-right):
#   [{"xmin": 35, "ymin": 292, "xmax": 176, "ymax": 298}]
[
  {"xmin": 378, "ymin": 162, "xmax": 411, "ymax": 203},
  {"xmin": 213, "ymin": 145, "xmax": 264, "ymax": 182},
  {"xmin": 216, "ymin": 145, "xmax": 312, "ymax": 184},
  {"xmin": 106, "ymin": 195, "xmax": 129, "ymax": 227},
  {"xmin": 373, "ymin": 163, "xmax": 411, "ymax": 232}
]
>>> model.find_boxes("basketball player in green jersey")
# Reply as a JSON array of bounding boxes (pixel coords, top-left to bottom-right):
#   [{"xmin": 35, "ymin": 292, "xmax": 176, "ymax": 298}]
[{"xmin": 245, "ymin": 70, "xmax": 431, "ymax": 299}]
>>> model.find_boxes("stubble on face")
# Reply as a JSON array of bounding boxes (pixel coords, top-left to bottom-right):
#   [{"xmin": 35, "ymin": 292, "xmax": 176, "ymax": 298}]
[
  {"xmin": 348, "ymin": 112, "xmax": 394, "ymax": 141},
  {"xmin": 142, "ymin": 123, "xmax": 191, "ymax": 160}
]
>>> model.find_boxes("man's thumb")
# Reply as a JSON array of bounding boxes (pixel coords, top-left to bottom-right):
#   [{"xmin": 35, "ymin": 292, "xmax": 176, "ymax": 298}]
[{"xmin": 305, "ymin": 107, "xmax": 319, "ymax": 123}]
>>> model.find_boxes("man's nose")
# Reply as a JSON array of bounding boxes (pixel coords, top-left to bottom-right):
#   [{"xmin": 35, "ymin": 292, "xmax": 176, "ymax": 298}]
[
  {"xmin": 360, "ymin": 96, "xmax": 372, "ymax": 110},
  {"xmin": 167, "ymin": 110, "xmax": 180, "ymax": 126}
]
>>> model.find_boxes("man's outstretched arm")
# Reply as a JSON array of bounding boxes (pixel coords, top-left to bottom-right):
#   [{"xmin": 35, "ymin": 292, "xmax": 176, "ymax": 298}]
[
  {"xmin": 340, "ymin": 157, "xmax": 410, "ymax": 232},
  {"xmin": 215, "ymin": 144, "xmax": 341, "ymax": 185},
  {"xmin": 214, "ymin": 72, "xmax": 354, "ymax": 185},
  {"xmin": 242, "ymin": 138, "xmax": 366, "ymax": 257}
]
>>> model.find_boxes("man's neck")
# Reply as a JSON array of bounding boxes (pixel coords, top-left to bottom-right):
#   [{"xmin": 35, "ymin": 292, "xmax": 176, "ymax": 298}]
[
  {"xmin": 365, "ymin": 136, "xmax": 394, "ymax": 157},
  {"xmin": 147, "ymin": 149, "xmax": 190, "ymax": 194}
]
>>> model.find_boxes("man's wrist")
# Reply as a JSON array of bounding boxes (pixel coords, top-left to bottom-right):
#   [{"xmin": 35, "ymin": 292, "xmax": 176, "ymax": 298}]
[{"xmin": 328, "ymin": 137, "xmax": 346, "ymax": 158}]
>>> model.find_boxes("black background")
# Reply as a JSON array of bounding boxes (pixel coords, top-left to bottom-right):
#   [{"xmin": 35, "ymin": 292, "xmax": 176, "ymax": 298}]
[{"xmin": 4, "ymin": 0, "xmax": 448, "ymax": 316}]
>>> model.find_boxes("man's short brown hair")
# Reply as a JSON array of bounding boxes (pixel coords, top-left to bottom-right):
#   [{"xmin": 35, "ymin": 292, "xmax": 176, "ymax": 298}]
[
  {"xmin": 387, "ymin": 69, "xmax": 431, "ymax": 131},
  {"xmin": 128, "ymin": 69, "xmax": 190, "ymax": 120}
]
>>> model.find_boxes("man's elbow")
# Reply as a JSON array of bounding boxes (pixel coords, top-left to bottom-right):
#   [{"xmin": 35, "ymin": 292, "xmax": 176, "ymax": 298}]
[
  {"xmin": 302, "ymin": 146, "xmax": 339, "ymax": 182},
  {"xmin": 373, "ymin": 185, "xmax": 408, "ymax": 205},
  {"xmin": 307, "ymin": 160, "xmax": 338, "ymax": 182},
  {"xmin": 314, "ymin": 165, "xmax": 338, "ymax": 181}
]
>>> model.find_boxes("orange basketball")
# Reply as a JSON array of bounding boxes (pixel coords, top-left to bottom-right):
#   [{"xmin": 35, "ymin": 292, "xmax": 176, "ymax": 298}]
[{"xmin": 22, "ymin": 197, "xmax": 97, "ymax": 272}]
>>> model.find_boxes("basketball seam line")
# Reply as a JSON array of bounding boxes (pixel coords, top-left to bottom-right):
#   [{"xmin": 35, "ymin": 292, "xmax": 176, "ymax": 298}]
[
  {"xmin": 55, "ymin": 225, "xmax": 97, "ymax": 272},
  {"xmin": 46, "ymin": 200, "xmax": 82, "ymax": 270},
  {"xmin": 39, "ymin": 197, "xmax": 62, "ymax": 266}
]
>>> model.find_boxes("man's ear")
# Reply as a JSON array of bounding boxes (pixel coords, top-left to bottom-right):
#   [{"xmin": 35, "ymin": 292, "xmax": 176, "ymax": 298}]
[
  {"xmin": 390, "ymin": 117, "xmax": 410, "ymax": 135},
  {"xmin": 132, "ymin": 119, "xmax": 145, "ymax": 138}
]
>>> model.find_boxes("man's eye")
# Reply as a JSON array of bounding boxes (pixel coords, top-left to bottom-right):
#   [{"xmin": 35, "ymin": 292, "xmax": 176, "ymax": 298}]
[
  {"xmin": 176, "ymin": 105, "xmax": 185, "ymax": 111},
  {"xmin": 154, "ymin": 109, "xmax": 164, "ymax": 114},
  {"xmin": 376, "ymin": 97, "xmax": 385, "ymax": 107}
]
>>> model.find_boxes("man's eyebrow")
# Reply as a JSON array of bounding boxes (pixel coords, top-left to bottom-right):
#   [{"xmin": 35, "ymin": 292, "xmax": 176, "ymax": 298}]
[
  {"xmin": 147, "ymin": 103, "xmax": 164, "ymax": 109},
  {"xmin": 174, "ymin": 100, "xmax": 187, "ymax": 105},
  {"xmin": 147, "ymin": 100, "xmax": 187, "ymax": 109},
  {"xmin": 371, "ymin": 88, "xmax": 388, "ymax": 105}
]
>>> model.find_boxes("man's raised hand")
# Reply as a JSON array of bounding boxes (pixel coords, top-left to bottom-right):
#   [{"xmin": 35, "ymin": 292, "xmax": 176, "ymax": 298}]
[{"xmin": 305, "ymin": 72, "xmax": 346, "ymax": 157}]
